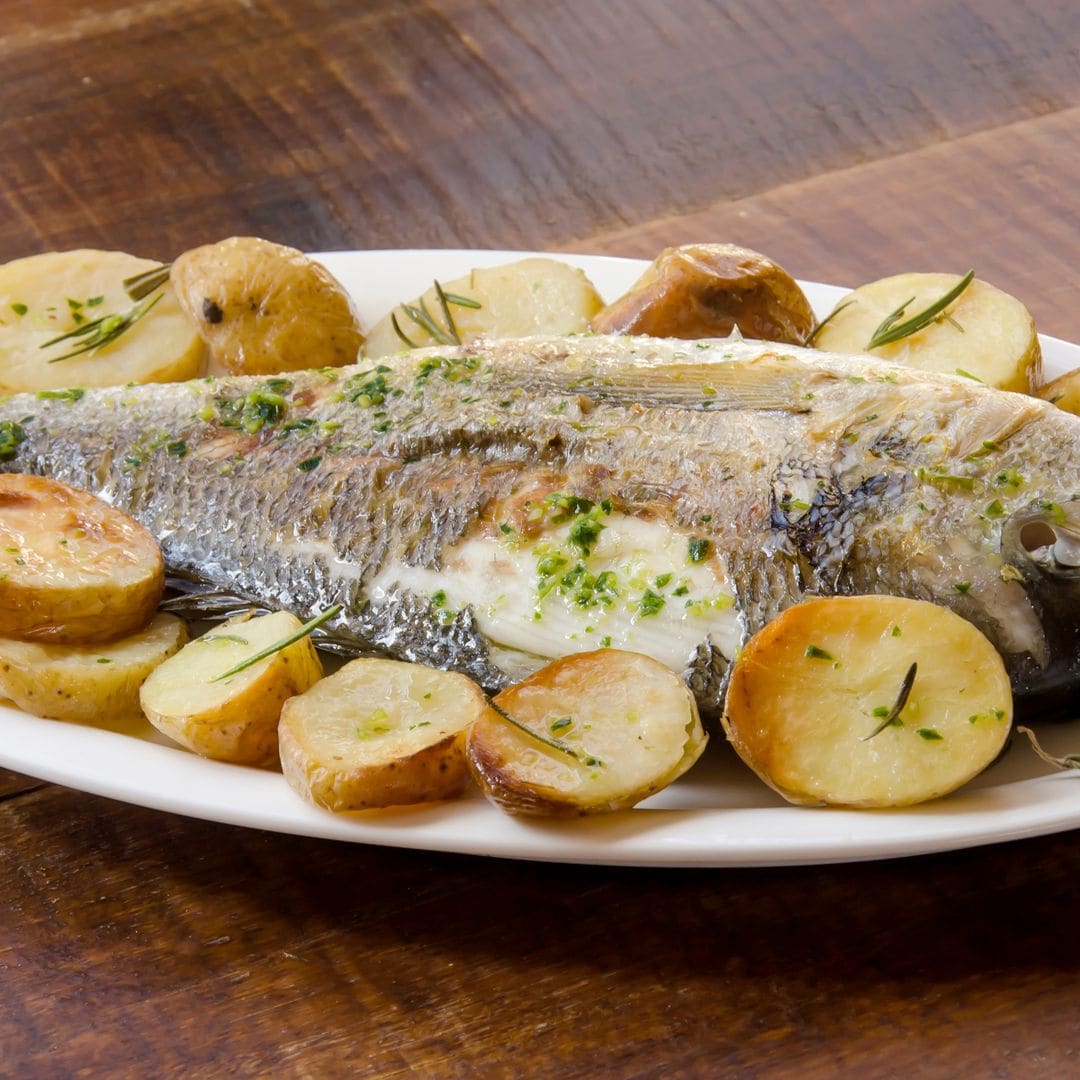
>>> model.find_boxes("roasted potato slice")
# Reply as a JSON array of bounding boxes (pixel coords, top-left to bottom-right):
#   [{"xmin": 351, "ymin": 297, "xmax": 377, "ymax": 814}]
[
  {"xmin": 279, "ymin": 658, "xmax": 487, "ymax": 811},
  {"xmin": 0, "ymin": 613, "xmax": 187, "ymax": 728},
  {"xmin": 364, "ymin": 257, "xmax": 603, "ymax": 357},
  {"xmin": 722, "ymin": 596, "xmax": 1013, "ymax": 808},
  {"xmin": 467, "ymin": 649, "xmax": 706, "ymax": 817},
  {"xmin": 0, "ymin": 474, "xmax": 164, "ymax": 644},
  {"xmin": 170, "ymin": 236, "xmax": 364, "ymax": 376},
  {"xmin": 590, "ymin": 243, "xmax": 815, "ymax": 344},
  {"xmin": 813, "ymin": 272, "xmax": 1041, "ymax": 392},
  {"xmin": 0, "ymin": 249, "xmax": 204, "ymax": 391},
  {"xmin": 139, "ymin": 611, "xmax": 324, "ymax": 767},
  {"xmin": 1035, "ymin": 367, "xmax": 1080, "ymax": 415}
]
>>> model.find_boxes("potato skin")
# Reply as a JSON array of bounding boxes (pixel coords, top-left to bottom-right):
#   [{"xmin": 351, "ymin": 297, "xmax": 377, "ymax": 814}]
[
  {"xmin": 139, "ymin": 613, "xmax": 324, "ymax": 768},
  {"xmin": 0, "ymin": 613, "xmax": 187, "ymax": 727},
  {"xmin": 279, "ymin": 724, "xmax": 471, "ymax": 812},
  {"xmin": 590, "ymin": 243, "xmax": 815, "ymax": 344},
  {"xmin": 0, "ymin": 474, "xmax": 164, "ymax": 645},
  {"xmin": 1036, "ymin": 367, "xmax": 1080, "ymax": 415},
  {"xmin": 171, "ymin": 236, "xmax": 364, "ymax": 376}
]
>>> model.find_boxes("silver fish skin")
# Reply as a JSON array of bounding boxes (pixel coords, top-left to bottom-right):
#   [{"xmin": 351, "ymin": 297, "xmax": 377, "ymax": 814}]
[{"xmin": 1, "ymin": 334, "xmax": 1078, "ymax": 718}]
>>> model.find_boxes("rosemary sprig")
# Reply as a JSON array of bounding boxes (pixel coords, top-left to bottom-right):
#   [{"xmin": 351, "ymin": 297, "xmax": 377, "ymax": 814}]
[
  {"xmin": 209, "ymin": 604, "xmax": 342, "ymax": 682},
  {"xmin": 804, "ymin": 300, "xmax": 853, "ymax": 347},
  {"xmin": 391, "ymin": 280, "xmax": 482, "ymax": 349},
  {"xmin": 123, "ymin": 263, "xmax": 172, "ymax": 301},
  {"xmin": 42, "ymin": 293, "xmax": 163, "ymax": 363},
  {"xmin": 1017, "ymin": 726, "xmax": 1080, "ymax": 771},
  {"xmin": 486, "ymin": 698, "xmax": 604, "ymax": 767},
  {"xmin": 866, "ymin": 270, "xmax": 975, "ymax": 350},
  {"xmin": 863, "ymin": 662, "xmax": 918, "ymax": 740}
]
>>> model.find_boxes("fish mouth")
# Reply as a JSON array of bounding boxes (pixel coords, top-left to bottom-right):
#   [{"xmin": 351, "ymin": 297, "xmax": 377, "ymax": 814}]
[{"xmin": 1002, "ymin": 499, "xmax": 1080, "ymax": 719}]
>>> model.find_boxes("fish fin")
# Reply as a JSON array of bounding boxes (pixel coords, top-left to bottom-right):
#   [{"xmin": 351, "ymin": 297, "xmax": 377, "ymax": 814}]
[
  {"xmin": 593, "ymin": 353, "xmax": 825, "ymax": 413},
  {"xmin": 945, "ymin": 393, "xmax": 1042, "ymax": 461}
]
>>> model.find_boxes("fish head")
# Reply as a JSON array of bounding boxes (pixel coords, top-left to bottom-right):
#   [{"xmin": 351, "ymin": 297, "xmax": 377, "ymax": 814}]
[{"xmin": 1001, "ymin": 497, "xmax": 1080, "ymax": 716}]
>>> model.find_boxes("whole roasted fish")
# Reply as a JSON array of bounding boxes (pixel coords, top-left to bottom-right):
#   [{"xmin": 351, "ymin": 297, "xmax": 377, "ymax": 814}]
[{"xmin": 1, "ymin": 335, "xmax": 1077, "ymax": 718}]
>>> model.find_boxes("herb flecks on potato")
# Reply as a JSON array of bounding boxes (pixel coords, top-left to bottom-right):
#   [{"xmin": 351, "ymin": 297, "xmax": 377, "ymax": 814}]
[
  {"xmin": 467, "ymin": 649, "xmax": 706, "ymax": 818},
  {"xmin": 813, "ymin": 271, "xmax": 1041, "ymax": 392},
  {"xmin": 0, "ymin": 249, "xmax": 204, "ymax": 392},
  {"xmin": 722, "ymin": 596, "xmax": 1013, "ymax": 808},
  {"xmin": 364, "ymin": 257, "xmax": 603, "ymax": 358},
  {"xmin": 590, "ymin": 243, "xmax": 815, "ymax": 345},
  {"xmin": 279, "ymin": 657, "xmax": 486, "ymax": 811}
]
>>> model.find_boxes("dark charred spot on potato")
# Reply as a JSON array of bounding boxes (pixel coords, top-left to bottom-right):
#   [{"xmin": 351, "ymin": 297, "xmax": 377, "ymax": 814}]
[
  {"xmin": 202, "ymin": 298, "xmax": 224, "ymax": 324},
  {"xmin": 438, "ymin": 760, "xmax": 448, "ymax": 772}
]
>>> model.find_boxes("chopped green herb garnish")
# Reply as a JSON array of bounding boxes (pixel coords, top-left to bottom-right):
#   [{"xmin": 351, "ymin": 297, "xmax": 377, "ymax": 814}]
[
  {"xmin": 985, "ymin": 500, "xmax": 1006, "ymax": 519},
  {"xmin": 96, "ymin": 658, "xmax": 112, "ymax": 664},
  {"xmin": 638, "ymin": 589, "xmax": 665, "ymax": 617},
  {"xmin": 166, "ymin": 440, "xmax": 188, "ymax": 458},
  {"xmin": 297, "ymin": 455, "xmax": 322, "ymax": 472},
  {"xmin": 10, "ymin": 303, "xmax": 27, "ymax": 317},
  {"xmin": 0, "ymin": 421, "xmax": 26, "ymax": 461},
  {"xmin": 655, "ymin": 573, "xmax": 672, "ymax": 589},
  {"xmin": 954, "ymin": 581, "xmax": 972, "ymax": 594},
  {"xmin": 891, "ymin": 625, "xmax": 902, "ymax": 637},
  {"xmin": 687, "ymin": 537, "xmax": 711, "ymax": 563},
  {"xmin": 805, "ymin": 645, "xmax": 833, "ymax": 660},
  {"xmin": 549, "ymin": 716, "xmax": 573, "ymax": 733},
  {"xmin": 36, "ymin": 388, "xmax": 85, "ymax": 402},
  {"xmin": 431, "ymin": 590, "xmax": 447, "ymax": 608},
  {"xmin": 917, "ymin": 728, "xmax": 943, "ymax": 741},
  {"xmin": 600, "ymin": 636, "xmax": 612, "ymax": 648}
]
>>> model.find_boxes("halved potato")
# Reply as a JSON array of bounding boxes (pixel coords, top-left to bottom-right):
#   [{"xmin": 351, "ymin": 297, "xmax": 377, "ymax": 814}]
[
  {"xmin": 0, "ymin": 613, "xmax": 187, "ymax": 728},
  {"xmin": 590, "ymin": 243, "xmax": 815, "ymax": 344},
  {"xmin": 1035, "ymin": 367, "xmax": 1080, "ymax": 415},
  {"xmin": 466, "ymin": 649, "xmax": 706, "ymax": 817},
  {"xmin": 722, "ymin": 596, "xmax": 1013, "ymax": 808},
  {"xmin": 364, "ymin": 257, "xmax": 603, "ymax": 357},
  {"xmin": 0, "ymin": 249, "xmax": 204, "ymax": 391},
  {"xmin": 170, "ymin": 237, "xmax": 364, "ymax": 376},
  {"xmin": 139, "ymin": 611, "xmax": 324, "ymax": 767},
  {"xmin": 813, "ymin": 272, "xmax": 1041, "ymax": 392},
  {"xmin": 279, "ymin": 658, "xmax": 487, "ymax": 811},
  {"xmin": 0, "ymin": 473, "xmax": 164, "ymax": 644}
]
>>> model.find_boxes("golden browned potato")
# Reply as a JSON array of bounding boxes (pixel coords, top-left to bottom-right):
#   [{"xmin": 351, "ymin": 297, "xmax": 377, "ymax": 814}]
[
  {"xmin": 279, "ymin": 658, "xmax": 487, "ymax": 811},
  {"xmin": 170, "ymin": 237, "xmax": 364, "ymax": 376},
  {"xmin": 364, "ymin": 257, "xmax": 603, "ymax": 357},
  {"xmin": 0, "ymin": 613, "xmax": 188, "ymax": 727},
  {"xmin": 590, "ymin": 243, "xmax": 815, "ymax": 344},
  {"xmin": 814, "ymin": 272, "xmax": 1041, "ymax": 392},
  {"xmin": 722, "ymin": 596, "xmax": 1013, "ymax": 808},
  {"xmin": 466, "ymin": 649, "xmax": 706, "ymax": 818},
  {"xmin": 1035, "ymin": 367, "xmax": 1080, "ymax": 415},
  {"xmin": 139, "ymin": 611, "xmax": 324, "ymax": 767},
  {"xmin": 0, "ymin": 249, "xmax": 204, "ymax": 392},
  {"xmin": 0, "ymin": 474, "xmax": 164, "ymax": 645}
]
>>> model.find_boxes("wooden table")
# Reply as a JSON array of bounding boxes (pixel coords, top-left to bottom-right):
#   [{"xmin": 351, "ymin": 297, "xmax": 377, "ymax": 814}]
[{"xmin": 3, "ymin": 2, "xmax": 1079, "ymax": 1075}]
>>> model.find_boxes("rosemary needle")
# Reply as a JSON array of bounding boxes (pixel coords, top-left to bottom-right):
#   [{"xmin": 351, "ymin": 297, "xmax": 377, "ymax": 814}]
[
  {"xmin": 42, "ymin": 293, "xmax": 163, "ymax": 363},
  {"xmin": 863, "ymin": 662, "xmax": 918, "ymax": 740},
  {"xmin": 209, "ymin": 604, "xmax": 342, "ymax": 682},
  {"xmin": 392, "ymin": 281, "xmax": 483, "ymax": 349},
  {"xmin": 123, "ymin": 263, "xmax": 171, "ymax": 301},
  {"xmin": 486, "ymin": 698, "xmax": 603, "ymax": 767},
  {"xmin": 804, "ymin": 300, "xmax": 853, "ymax": 347},
  {"xmin": 866, "ymin": 270, "xmax": 975, "ymax": 350}
]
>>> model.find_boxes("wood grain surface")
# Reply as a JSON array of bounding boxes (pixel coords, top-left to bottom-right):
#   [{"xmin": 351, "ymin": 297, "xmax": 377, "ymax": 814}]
[{"xmin": 2, "ymin": 1, "xmax": 1079, "ymax": 1076}]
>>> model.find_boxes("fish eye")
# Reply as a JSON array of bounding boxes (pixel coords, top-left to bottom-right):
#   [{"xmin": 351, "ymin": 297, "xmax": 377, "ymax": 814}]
[{"xmin": 1019, "ymin": 520, "xmax": 1058, "ymax": 553}]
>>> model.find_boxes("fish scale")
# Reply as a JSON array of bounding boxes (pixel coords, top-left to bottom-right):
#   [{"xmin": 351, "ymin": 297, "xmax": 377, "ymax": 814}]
[{"xmin": 1, "ymin": 334, "xmax": 1078, "ymax": 718}]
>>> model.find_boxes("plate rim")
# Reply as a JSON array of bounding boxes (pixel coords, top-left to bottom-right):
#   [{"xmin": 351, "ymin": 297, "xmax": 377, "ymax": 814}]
[{"xmin": 2, "ymin": 246, "xmax": 1078, "ymax": 868}]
